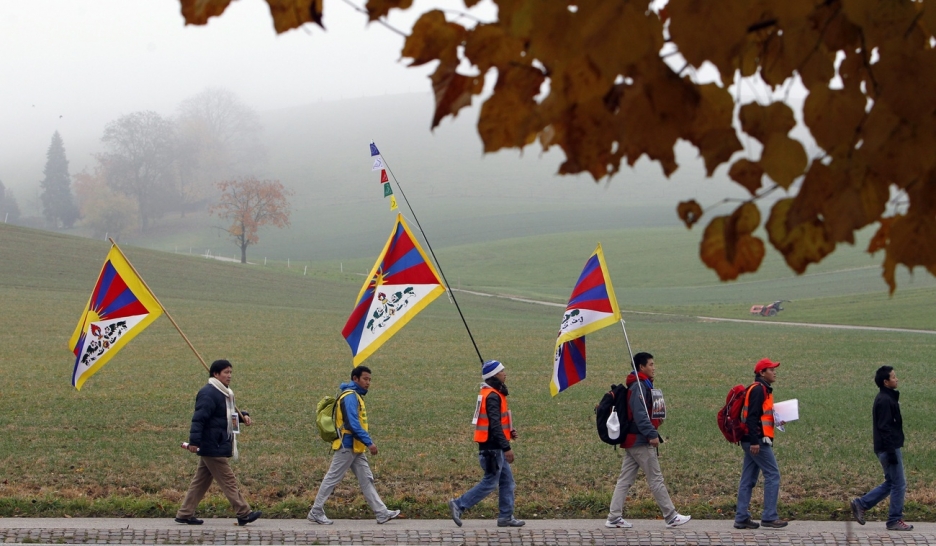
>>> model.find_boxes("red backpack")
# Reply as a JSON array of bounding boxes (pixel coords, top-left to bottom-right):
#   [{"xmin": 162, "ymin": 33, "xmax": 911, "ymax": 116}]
[{"xmin": 717, "ymin": 384, "xmax": 758, "ymax": 443}]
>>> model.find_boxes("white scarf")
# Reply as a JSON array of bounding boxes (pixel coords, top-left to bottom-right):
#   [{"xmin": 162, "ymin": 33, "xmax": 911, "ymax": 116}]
[{"xmin": 208, "ymin": 377, "xmax": 238, "ymax": 461}]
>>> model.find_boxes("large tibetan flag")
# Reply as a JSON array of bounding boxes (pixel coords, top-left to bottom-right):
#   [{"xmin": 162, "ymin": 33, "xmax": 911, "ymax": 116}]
[
  {"xmin": 550, "ymin": 243, "xmax": 621, "ymax": 396},
  {"xmin": 69, "ymin": 245, "xmax": 163, "ymax": 390},
  {"xmin": 342, "ymin": 214, "xmax": 445, "ymax": 365}
]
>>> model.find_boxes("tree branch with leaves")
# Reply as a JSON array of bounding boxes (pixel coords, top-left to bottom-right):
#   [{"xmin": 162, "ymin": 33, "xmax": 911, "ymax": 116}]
[
  {"xmin": 211, "ymin": 177, "xmax": 293, "ymax": 264},
  {"xmin": 178, "ymin": 0, "xmax": 936, "ymax": 292}
]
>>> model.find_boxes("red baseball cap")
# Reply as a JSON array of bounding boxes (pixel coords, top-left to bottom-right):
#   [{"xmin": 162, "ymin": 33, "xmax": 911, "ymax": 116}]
[{"xmin": 754, "ymin": 358, "xmax": 780, "ymax": 374}]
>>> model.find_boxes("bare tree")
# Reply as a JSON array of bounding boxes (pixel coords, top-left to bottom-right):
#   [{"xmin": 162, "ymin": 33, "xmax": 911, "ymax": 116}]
[
  {"xmin": 99, "ymin": 111, "xmax": 179, "ymax": 231},
  {"xmin": 177, "ymin": 88, "xmax": 266, "ymax": 208}
]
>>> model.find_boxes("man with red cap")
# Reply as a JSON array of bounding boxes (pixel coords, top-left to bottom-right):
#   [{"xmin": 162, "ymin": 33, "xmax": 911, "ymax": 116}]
[{"xmin": 734, "ymin": 358, "xmax": 788, "ymax": 529}]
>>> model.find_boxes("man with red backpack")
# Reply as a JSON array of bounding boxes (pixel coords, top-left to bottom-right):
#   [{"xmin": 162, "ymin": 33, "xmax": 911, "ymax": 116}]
[
  {"xmin": 605, "ymin": 352, "xmax": 691, "ymax": 529},
  {"xmin": 734, "ymin": 358, "xmax": 788, "ymax": 529}
]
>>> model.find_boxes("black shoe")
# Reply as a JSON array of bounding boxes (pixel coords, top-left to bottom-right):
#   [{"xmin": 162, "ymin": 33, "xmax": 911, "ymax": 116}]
[
  {"xmin": 733, "ymin": 517, "xmax": 759, "ymax": 529},
  {"xmin": 760, "ymin": 519, "xmax": 789, "ymax": 528},
  {"xmin": 850, "ymin": 499, "xmax": 866, "ymax": 525},
  {"xmin": 174, "ymin": 517, "xmax": 204, "ymax": 525},
  {"xmin": 237, "ymin": 511, "xmax": 262, "ymax": 526}
]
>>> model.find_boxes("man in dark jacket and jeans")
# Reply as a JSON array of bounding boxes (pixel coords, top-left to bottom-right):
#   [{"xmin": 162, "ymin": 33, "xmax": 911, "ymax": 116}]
[
  {"xmin": 175, "ymin": 360, "xmax": 262, "ymax": 526},
  {"xmin": 448, "ymin": 360, "xmax": 524, "ymax": 528},
  {"xmin": 850, "ymin": 366, "xmax": 913, "ymax": 531}
]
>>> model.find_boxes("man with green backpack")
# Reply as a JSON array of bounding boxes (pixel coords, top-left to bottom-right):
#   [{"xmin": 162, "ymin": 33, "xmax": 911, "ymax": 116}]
[{"xmin": 307, "ymin": 365, "xmax": 400, "ymax": 525}]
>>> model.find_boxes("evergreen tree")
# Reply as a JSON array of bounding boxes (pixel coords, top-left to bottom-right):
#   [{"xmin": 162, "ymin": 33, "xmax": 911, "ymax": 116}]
[
  {"xmin": 0, "ymin": 180, "xmax": 21, "ymax": 223},
  {"xmin": 39, "ymin": 131, "xmax": 80, "ymax": 229}
]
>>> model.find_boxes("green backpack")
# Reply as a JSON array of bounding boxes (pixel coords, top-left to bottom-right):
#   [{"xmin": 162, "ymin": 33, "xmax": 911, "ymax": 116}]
[{"xmin": 315, "ymin": 391, "xmax": 353, "ymax": 443}]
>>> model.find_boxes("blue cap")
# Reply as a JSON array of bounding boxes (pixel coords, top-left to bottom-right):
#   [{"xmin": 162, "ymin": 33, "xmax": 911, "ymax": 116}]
[{"xmin": 482, "ymin": 360, "xmax": 505, "ymax": 379}]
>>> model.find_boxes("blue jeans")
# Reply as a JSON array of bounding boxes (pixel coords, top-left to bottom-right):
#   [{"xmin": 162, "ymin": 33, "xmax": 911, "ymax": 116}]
[
  {"xmin": 735, "ymin": 442, "xmax": 780, "ymax": 523},
  {"xmin": 453, "ymin": 449, "xmax": 515, "ymax": 520},
  {"xmin": 856, "ymin": 448, "xmax": 906, "ymax": 526}
]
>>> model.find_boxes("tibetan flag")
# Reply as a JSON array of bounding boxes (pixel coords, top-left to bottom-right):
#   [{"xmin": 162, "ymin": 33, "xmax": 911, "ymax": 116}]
[
  {"xmin": 550, "ymin": 243, "xmax": 621, "ymax": 396},
  {"xmin": 342, "ymin": 214, "xmax": 444, "ymax": 365},
  {"xmin": 69, "ymin": 245, "xmax": 163, "ymax": 390}
]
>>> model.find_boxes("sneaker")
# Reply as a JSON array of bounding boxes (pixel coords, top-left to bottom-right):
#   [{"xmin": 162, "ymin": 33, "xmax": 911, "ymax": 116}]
[
  {"xmin": 760, "ymin": 519, "xmax": 789, "ymax": 528},
  {"xmin": 174, "ymin": 517, "xmax": 203, "ymax": 525},
  {"xmin": 733, "ymin": 517, "xmax": 759, "ymax": 529},
  {"xmin": 236, "ymin": 511, "xmax": 262, "ymax": 526},
  {"xmin": 666, "ymin": 514, "xmax": 691, "ymax": 528},
  {"xmin": 887, "ymin": 520, "xmax": 914, "ymax": 531},
  {"xmin": 377, "ymin": 509, "xmax": 401, "ymax": 524},
  {"xmin": 605, "ymin": 517, "xmax": 633, "ymax": 528},
  {"xmin": 850, "ymin": 499, "xmax": 866, "ymax": 525},
  {"xmin": 497, "ymin": 517, "xmax": 526, "ymax": 527},
  {"xmin": 448, "ymin": 499, "xmax": 463, "ymax": 527},
  {"xmin": 307, "ymin": 511, "xmax": 333, "ymax": 525}
]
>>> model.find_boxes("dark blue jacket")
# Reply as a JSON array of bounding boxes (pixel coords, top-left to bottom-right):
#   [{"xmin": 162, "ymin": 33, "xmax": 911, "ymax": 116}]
[
  {"xmin": 189, "ymin": 383, "xmax": 233, "ymax": 458},
  {"xmin": 873, "ymin": 387, "xmax": 904, "ymax": 453}
]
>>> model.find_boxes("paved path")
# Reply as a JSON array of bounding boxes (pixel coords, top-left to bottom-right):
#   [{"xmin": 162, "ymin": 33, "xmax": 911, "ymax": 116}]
[{"xmin": 1, "ymin": 518, "xmax": 935, "ymax": 544}]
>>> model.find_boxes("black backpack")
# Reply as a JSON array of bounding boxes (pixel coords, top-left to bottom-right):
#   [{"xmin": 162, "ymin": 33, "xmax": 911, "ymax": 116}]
[{"xmin": 595, "ymin": 383, "xmax": 630, "ymax": 445}]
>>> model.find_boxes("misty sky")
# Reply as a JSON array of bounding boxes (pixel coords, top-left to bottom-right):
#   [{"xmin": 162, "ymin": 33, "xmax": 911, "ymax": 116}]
[{"xmin": 1, "ymin": 0, "xmax": 488, "ymax": 190}]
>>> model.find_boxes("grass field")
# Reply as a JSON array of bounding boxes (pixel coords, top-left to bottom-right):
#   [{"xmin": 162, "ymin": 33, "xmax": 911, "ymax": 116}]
[{"xmin": 1, "ymin": 222, "xmax": 934, "ymax": 523}]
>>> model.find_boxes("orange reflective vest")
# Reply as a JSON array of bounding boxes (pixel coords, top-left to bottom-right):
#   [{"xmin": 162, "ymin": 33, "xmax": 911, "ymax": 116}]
[
  {"xmin": 473, "ymin": 387, "xmax": 513, "ymax": 443},
  {"xmin": 741, "ymin": 383, "xmax": 774, "ymax": 439}
]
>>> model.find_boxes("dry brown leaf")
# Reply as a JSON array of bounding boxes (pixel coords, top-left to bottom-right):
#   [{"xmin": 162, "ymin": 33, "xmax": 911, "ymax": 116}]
[
  {"xmin": 401, "ymin": 10, "xmax": 466, "ymax": 66},
  {"xmin": 728, "ymin": 159, "xmax": 764, "ymax": 196},
  {"xmin": 365, "ymin": 0, "xmax": 412, "ymax": 21},
  {"xmin": 767, "ymin": 198, "xmax": 835, "ymax": 274},
  {"xmin": 759, "ymin": 133, "xmax": 807, "ymax": 189},
  {"xmin": 464, "ymin": 24, "xmax": 526, "ymax": 73},
  {"xmin": 700, "ymin": 204, "xmax": 765, "ymax": 281},
  {"xmin": 180, "ymin": 0, "xmax": 233, "ymax": 25},
  {"xmin": 677, "ymin": 200, "xmax": 703, "ymax": 229},
  {"xmin": 478, "ymin": 64, "xmax": 545, "ymax": 153},
  {"xmin": 266, "ymin": 0, "xmax": 325, "ymax": 33},
  {"xmin": 430, "ymin": 65, "xmax": 484, "ymax": 129},
  {"xmin": 867, "ymin": 216, "xmax": 895, "ymax": 255},
  {"xmin": 803, "ymin": 84, "xmax": 866, "ymax": 158},
  {"xmin": 739, "ymin": 102, "xmax": 797, "ymax": 144},
  {"xmin": 882, "ymin": 213, "xmax": 936, "ymax": 293}
]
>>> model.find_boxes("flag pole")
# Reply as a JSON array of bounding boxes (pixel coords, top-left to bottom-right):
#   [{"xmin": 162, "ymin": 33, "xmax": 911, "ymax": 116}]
[
  {"xmin": 619, "ymin": 318, "xmax": 649, "ymax": 415},
  {"xmin": 374, "ymin": 143, "xmax": 485, "ymax": 365},
  {"xmin": 108, "ymin": 239, "xmax": 210, "ymax": 373}
]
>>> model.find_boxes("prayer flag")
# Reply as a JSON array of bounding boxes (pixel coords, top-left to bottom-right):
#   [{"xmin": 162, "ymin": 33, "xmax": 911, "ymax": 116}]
[
  {"xmin": 383, "ymin": 183, "xmax": 393, "ymax": 197},
  {"xmin": 69, "ymin": 245, "xmax": 163, "ymax": 390},
  {"xmin": 342, "ymin": 214, "xmax": 444, "ymax": 365},
  {"xmin": 372, "ymin": 156, "xmax": 384, "ymax": 171},
  {"xmin": 390, "ymin": 196, "xmax": 398, "ymax": 211},
  {"xmin": 550, "ymin": 243, "xmax": 621, "ymax": 396},
  {"xmin": 370, "ymin": 143, "xmax": 380, "ymax": 156},
  {"xmin": 380, "ymin": 169, "xmax": 388, "ymax": 183}
]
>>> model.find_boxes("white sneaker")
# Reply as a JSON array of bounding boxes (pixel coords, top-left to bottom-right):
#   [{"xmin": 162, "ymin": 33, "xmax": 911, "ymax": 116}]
[
  {"xmin": 377, "ymin": 509, "xmax": 400, "ymax": 524},
  {"xmin": 666, "ymin": 514, "xmax": 691, "ymax": 528},
  {"xmin": 605, "ymin": 517, "xmax": 633, "ymax": 528},
  {"xmin": 307, "ymin": 511, "xmax": 333, "ymax": 525}
]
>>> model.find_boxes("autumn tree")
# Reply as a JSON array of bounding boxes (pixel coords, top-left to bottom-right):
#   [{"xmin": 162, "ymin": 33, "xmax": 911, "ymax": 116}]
[
  {"xmin": 211, "ymin": 177, "xmax": 292, "ymax": 264},
  {"xmin": 99, "ymin": 111, "xmax": 179, "ymax": 231},
  {"xmin": 0, "ymin": 180, "xmax": 22, "ymax": 224},
  {"xmin": 176, "ymin": 88, "xmax": 266, "ymax": 210},
  {"xmin": 179, "ymin": 0, "xmax": 936, "ymax": 291},
  {"xmin": 39, "ymin": 131, "xmax": 80, "ymax": 229},
  {"xmin": 73, "ymin": 164, "xmax": 139, "ymax": 239}
]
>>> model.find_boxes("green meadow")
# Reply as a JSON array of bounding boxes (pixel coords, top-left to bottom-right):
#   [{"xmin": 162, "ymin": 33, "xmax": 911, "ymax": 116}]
[{"xmin": 1, "ymin": 222, "xmax": 934, "ymax": 523}]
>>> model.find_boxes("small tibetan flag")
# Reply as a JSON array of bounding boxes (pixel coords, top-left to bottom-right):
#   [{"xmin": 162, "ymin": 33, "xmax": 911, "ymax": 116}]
[
  {"xmin": 380, "ymin": 169, "xmax": 388, "ymax": 183},
  {"xmin": 342, "ymin": 214, "xmax": 443, "ymax": 365},
  {"xmin": 549, "ymin": 243, "xmax": 621, "ymax": 396},
  {"xmin": 69, "ymin": 244, "xmax": 164, "ymax": 390}
]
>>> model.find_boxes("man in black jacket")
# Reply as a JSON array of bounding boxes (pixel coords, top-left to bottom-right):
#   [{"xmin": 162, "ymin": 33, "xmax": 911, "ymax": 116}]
[
  {"xmin": 175, "ymin": 360, "xmax": 262, "ymax": 526},
  {"xmin": 850, "ymin": 366, "xmax": 913, "ymax": 531},
  {"xmin": 448, "ymin": 360, "xmax": 524, "ymax": 528}
]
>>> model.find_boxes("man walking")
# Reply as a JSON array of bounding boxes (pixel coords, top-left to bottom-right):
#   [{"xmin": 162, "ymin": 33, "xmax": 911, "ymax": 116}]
[
  {"xmin": 850, "ymin": 366, "xmax": 913, "ymax": 531},
  {"xmin": 175, "ymin": 359, "xmax": 262, "ymax": 526},
  {"xmin": 605, "ymin": 352, "xmax": 691, "ymax": 529},
  {"xmin": 734, "ymin": 358, "xmax": 787, "ymax": 529},
  {"xmin": 307, "ymin": 365, "xmax": 400, "ymax": 525},
  {"xmin": 448, "ymin": 360, "xmax": 525, "ymax": 528}
]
